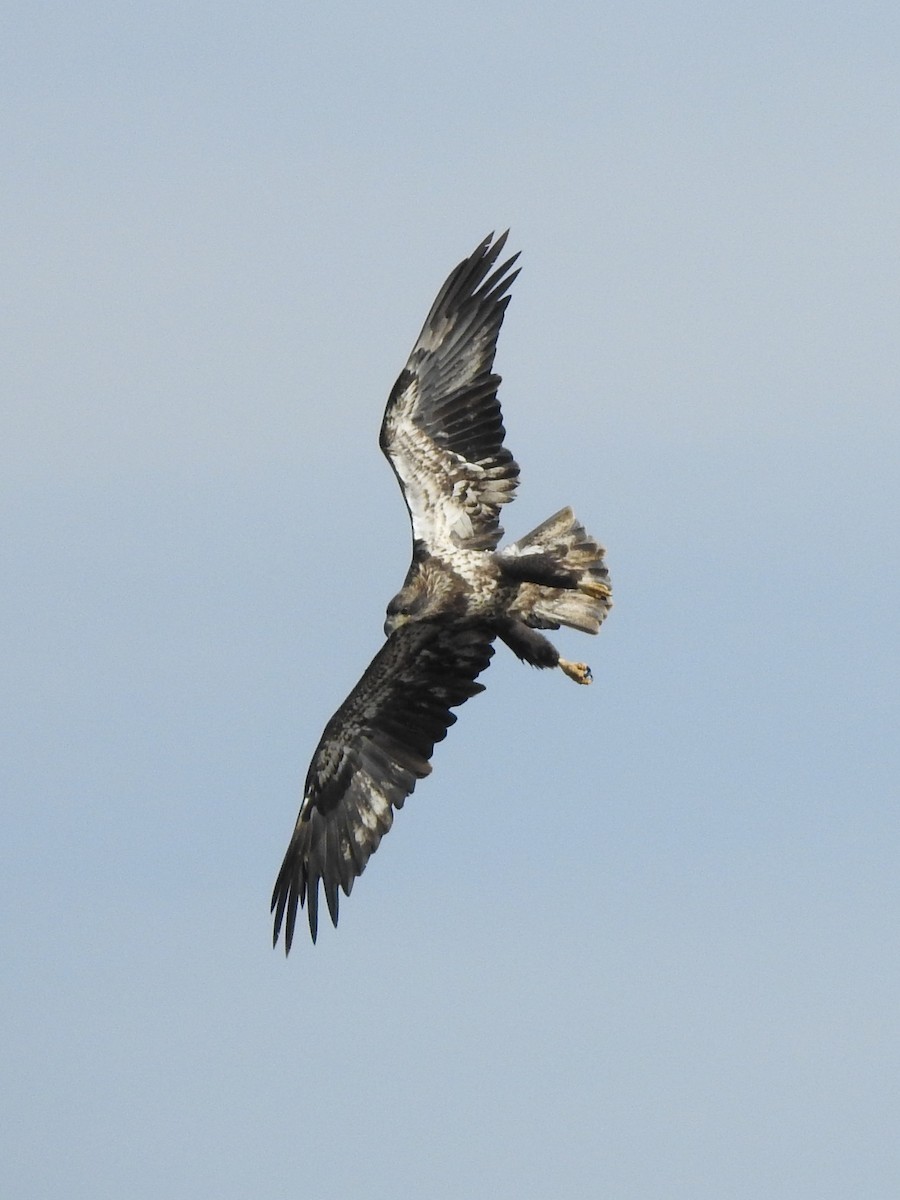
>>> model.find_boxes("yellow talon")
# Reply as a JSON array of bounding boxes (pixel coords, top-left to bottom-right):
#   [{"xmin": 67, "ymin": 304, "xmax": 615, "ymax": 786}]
[
  {"xmin": 559, "ymin": 658, "xmax": 592, "ymax": 685},
  {"xmin": 581, "ymin": 578, "xmax": 612, "ymax": 600}
]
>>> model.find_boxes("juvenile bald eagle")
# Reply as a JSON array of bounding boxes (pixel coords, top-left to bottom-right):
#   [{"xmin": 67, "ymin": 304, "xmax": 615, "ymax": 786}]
[{"xmin": 272, "ymin": 233, "xmax": 612, "ymax": 950}]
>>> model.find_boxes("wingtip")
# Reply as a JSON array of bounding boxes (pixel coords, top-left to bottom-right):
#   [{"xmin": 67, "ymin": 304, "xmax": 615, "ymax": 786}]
[
  {"xmin": 472, "ymin": 229, "xmax": 511, "ymax": 267},
  {"xmin": 483, "ymin": 229, "xmax": 511, "ymax": 264},
  {"xmin": 272, "ymin": 915, "xmax": 293, "ymax": 955}
]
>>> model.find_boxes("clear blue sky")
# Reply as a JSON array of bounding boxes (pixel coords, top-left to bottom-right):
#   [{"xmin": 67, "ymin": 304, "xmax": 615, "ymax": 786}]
[{"xmin": 4, "ymin": 3, "xmax": 899, "ymax": 1197}]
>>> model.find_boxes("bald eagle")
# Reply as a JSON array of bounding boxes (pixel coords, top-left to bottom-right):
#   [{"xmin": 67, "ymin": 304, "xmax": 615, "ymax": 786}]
[{"xmin": 272, "ymin": 233, "xmax": 612, "ymax": 950}]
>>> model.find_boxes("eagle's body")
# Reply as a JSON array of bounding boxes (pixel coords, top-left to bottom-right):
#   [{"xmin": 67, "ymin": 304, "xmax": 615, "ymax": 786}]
[{"xmin": 272, "ymin": 233, "xmax": 612, "ymax": 950}]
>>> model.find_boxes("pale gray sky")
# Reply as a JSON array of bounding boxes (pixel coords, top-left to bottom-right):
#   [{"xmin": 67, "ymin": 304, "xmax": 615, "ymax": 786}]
[{"xmin": 4, "ymin": 3, "xmax": 900, "ymax": 1197}]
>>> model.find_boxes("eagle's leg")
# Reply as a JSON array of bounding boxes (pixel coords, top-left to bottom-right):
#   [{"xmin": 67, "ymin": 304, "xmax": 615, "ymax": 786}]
[{"xmin": 497, "ymin": 620, "xmax": 592, "ymax": 685}]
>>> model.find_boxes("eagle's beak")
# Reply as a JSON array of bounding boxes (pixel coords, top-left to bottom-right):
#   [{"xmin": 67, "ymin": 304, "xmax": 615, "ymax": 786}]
[{"xmin": 384, "ymin": 612, "xmax": 410, "ymax": 638}]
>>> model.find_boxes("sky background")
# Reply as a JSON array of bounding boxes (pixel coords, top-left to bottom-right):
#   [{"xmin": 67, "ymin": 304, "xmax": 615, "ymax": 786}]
[{"xmin": 4, "ymin": 2, "xmax": 900, "ymax": 1197}]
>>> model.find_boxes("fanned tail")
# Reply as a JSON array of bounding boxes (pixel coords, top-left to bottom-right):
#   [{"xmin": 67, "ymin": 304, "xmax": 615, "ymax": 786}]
[{"xmin": 501, "ymin": 506, "xmax": 612, "ymax": 634}]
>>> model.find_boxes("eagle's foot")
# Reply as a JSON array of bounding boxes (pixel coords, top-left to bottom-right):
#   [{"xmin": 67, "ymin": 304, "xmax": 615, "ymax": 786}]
[
  {"xmin": 581, "ymin": 577, "xmax": 612, "ymax": 600},
  {"xmin": 559, "ymin": 658, "xmax": 592, "ymax": 685}
]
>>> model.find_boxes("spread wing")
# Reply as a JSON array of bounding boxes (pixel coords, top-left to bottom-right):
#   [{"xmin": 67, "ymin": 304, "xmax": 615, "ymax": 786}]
[
  {"xmin": 380, "ymin": 232, "xmax": 521, "ymax": 554},
  {"xmin": 271, "ymin": 623, "xmax": 495, "ymax": 951}
]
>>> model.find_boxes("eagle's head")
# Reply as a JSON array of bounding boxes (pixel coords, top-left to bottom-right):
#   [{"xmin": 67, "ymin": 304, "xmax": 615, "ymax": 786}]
[
  {"xmin": 383, "ymin": 579, "xmax": 433, "ymax": 636},
  {"xmin": 383, "ymin": 560, "xmax": 462, "ymax": 637}
]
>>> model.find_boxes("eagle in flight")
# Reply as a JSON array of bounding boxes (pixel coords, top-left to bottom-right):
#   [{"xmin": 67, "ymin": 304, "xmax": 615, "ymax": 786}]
[{"xmin": 272, "ymin": 233, "xmax": 612, "ymax": 950}]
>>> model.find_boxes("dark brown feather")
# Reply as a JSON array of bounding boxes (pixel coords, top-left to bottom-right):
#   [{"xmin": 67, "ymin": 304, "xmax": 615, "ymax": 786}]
[{"xmin": 271, "ymin": 623, "xmax": 494, "ymax": 949}]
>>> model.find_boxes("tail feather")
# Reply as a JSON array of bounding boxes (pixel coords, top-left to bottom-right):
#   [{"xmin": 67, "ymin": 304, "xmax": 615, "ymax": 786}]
[{"xmin": 502, "ymin": 506, "xmax": 612, "ymax": 634}]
